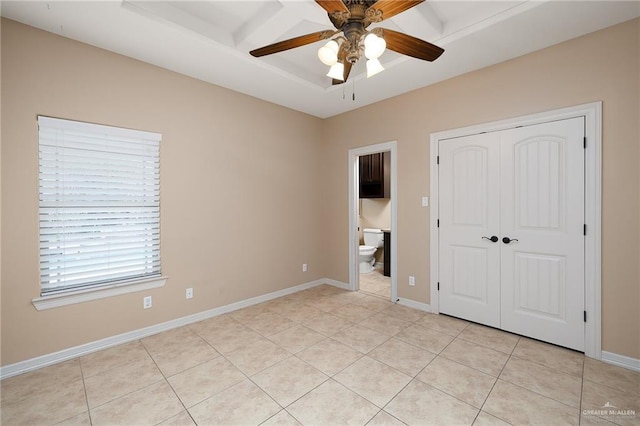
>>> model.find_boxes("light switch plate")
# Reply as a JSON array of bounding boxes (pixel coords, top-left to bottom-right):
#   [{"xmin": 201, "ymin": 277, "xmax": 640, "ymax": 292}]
[{"xmin": 422, "ymin": 196, "xmax": 429, "ymax": 207}]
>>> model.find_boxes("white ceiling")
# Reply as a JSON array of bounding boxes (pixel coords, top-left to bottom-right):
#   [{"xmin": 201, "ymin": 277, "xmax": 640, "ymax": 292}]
[{"xmin": 2, "ymin": 1, "xmax": 639, "ymax": 118}]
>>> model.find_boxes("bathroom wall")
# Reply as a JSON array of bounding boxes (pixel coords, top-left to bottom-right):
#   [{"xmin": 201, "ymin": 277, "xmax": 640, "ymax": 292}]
[{"xmin": 360, "ymin": 198, "xmax": 391, "ymax": 264}]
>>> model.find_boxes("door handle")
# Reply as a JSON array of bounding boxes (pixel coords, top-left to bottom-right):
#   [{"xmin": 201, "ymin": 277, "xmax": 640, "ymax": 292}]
[
  {"xmin": 502, "ymin": 237, "xmax": 519, "ymax": 244},
  {"xmin": 482, "ymin": 236, "xmax": 499, "ymax": 243}
]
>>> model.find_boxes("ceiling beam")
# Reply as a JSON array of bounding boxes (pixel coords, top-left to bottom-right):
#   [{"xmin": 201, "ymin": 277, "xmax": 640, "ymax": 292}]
[
  {"xmin": 415, "ymin": 3, "xmax": 444, "ymax": 35},
  {"xmin": 122, "ymin": 1, "xmax": 234, "ymax": 46},
  {"xmin": 235, "ymin": 0, "xmax": 328, "ymax": 50},
  {"xmin": 388, "ymin": 3, "xmax": 443, "ymax": 41}
]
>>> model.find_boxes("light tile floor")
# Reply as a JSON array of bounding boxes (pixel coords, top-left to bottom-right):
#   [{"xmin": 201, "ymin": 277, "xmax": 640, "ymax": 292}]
[
  {"xmin": 359, "ymin": 265, "xmax": 391, "ymax": 299},
  {"xmin": 2, "ymin": 284, "xmax": 639, "ymax": 426}
]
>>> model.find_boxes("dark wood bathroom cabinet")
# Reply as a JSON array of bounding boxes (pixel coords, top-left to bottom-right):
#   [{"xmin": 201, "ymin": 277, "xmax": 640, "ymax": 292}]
[{"xmin": 359, "ymin": 152, "xmax": 390, "ymax": 198}]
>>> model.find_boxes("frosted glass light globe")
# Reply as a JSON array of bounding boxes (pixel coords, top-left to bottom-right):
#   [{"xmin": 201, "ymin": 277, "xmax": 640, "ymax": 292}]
[
  {"xmin": 364, "ymin": 33, "xmax": 386, "ymax": 60},
  {"xmin": 318, "ymin": 40, "xmax": 339, "ymax": 66},
  {"xmin": 327, "ymin": 62, "xmax": 345, "ymax": 81},
  {"xmin": 366, "ymin": 58, "xmax": 384, "ymax": 78}
]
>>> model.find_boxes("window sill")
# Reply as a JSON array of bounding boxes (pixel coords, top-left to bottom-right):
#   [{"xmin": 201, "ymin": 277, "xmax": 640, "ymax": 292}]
[{"xmin": 32, "ymin": 276, "xmax": 168, "ymax": 311}]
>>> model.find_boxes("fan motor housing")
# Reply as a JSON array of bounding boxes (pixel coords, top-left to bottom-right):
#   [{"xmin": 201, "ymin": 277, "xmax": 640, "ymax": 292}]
[{"xmin": 343, "ymin": 22, "xmax": 366, "ymax": 63}]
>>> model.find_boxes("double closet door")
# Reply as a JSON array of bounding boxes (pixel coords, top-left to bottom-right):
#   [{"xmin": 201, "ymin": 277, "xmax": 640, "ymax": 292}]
[{"xmin": 438, "ymin": 117, "xmax": 585, "ymax": 351}]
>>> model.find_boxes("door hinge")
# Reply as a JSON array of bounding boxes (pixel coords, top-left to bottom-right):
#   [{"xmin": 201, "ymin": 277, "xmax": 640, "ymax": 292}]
[
  {"xmin": 584, "ymin": 310, "xmax": 587, "ymax": 322},
  {"xmin": 436, "ymin": 155, "xmax": 440, "ymax": 165},
  {"xmin": 583, "ymin": 137, "xmax": 587, "ymax": 149},
  {"xmin": 583, "ymin": 224, "xmax": 587, "ymax": 236},
  {"xmin": 437, "ymin": 282, "xmax": 440, "ymax": 291},
  {"xmin": 437, "ymin": 219, "xmax": 440, "ymax": 228}
]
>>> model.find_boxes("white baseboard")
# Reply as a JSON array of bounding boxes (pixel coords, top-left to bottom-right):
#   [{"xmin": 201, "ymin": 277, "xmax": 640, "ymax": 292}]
[
  {"xmin": 397, "ymin": 297, "xmax": 432, "ymax": 313},
  {"xmin": 12, "ymin": 282, "xmax": 636, "ymax": 379},
  {"xmin": 601, "ymin": 351, "xmax": 640, "ymax": 372},
  {"xmin": 323, "ymin": 278, "xmax": 350, "ymax": 290},
  {"xmin": 396, "ymin": 301, "xmax": 640, "ymax": 372},
  {"xmin": 0, "ymin": 278, "xmax": 343, "ymax": 380}
]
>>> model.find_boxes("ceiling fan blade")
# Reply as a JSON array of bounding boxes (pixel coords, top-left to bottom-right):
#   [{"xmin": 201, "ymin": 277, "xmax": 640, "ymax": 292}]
[
  {"xmin": 315, "ymin": 0, "xmax": 349, "ymax": 15},
  {"xmin": 250, "ymin": 30, "xmax": 335, "ymax": 57},
  {"xmin": 380, "ymin": 28, "xmax": 444, "ymax": 61},
  {"xmin": 366, "ymin": 0, "xmax": 424, "ymax": 22}
]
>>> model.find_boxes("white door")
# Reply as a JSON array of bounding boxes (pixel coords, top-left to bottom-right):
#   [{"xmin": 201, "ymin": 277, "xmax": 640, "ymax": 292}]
[
  {"xmin": 438, "ymin": 133, "xmax": 501, "ymax": 327},
  {"xmin": 500, "ymin": 118, "xmax": 585, "ymax": 351},
  {"xmin": 438, "ymin": 117, "xmax": 585, "ymax": 351}
]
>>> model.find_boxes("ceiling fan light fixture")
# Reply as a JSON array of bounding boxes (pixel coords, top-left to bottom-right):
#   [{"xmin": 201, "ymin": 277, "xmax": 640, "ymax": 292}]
[
  {"xmin": 366, "ymin": 58, "xmax": 384, "ymax": 78},
  {"xmin": 364, "ymin": 33, "xmax": 386, "ymax": 60},
  {"xmin": 327, "ymin": 62, "xmax": 345, "ymax": 81},
  {"xmin": 318, "ymin": 40, "xmax": 339, "ymax": 66},
  {"xmin": 250, "ymin": 1, "xmax": 444, "ymax": 85}
]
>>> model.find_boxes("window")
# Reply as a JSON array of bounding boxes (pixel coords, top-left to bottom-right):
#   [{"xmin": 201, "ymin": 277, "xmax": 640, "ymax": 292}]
[{"xmin": 38, "ymin": 116, "xmax": 162, "ymax": 296}]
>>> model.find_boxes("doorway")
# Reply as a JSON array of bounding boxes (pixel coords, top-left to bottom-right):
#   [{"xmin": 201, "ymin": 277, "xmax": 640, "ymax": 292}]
[
  {"xmin": 348, "ymin": 141, "xmax": 398, "ymax": 301},
  {"xmin": 430, "ymin": 102, "xmax": 602, "ymax": 359}
]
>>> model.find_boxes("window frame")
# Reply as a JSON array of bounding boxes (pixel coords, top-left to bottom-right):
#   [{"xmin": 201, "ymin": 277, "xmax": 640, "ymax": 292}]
[{"xmin": 33, "ymin": 116, "xmax": 166, "ymax": 310}]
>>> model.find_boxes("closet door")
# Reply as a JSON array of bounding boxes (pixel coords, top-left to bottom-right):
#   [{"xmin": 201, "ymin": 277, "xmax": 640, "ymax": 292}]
[
  {"xmin": 438, "ymin": 133, "xmax": 501, "ymax": 327},
  {"xmin": 500, "ymin": 118, "xmax": 585, "ymax": 351}
]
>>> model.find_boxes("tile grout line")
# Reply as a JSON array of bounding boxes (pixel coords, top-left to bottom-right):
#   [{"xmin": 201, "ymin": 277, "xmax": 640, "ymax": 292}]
[
  {"xmin": 357, "ymin": 322, "xmax": 461, "ymax": 425},
  {"xmin": 218, "ymin": 289, "xmax": 364, "ymax": 424},
  {"xmin": 405, "ymin": 326, "xmax": 496, "ymax": 420},
  {"xmin": 160, "ymin": 332, "xmax": 231, "ymax": 426},
  {"xmin": 482, "ymin": 341, "xmax": 592, "ymax": 424},
  {"xmin": 247, "ymin": 303, "xmax": 368, "ymax": 424},
  {"xmin": 497, "ymin": 342, "xmax": 587, "ymax": 412},
  {"xmin": 473, "ymin": 335, "xmax": 521, "ymax": 425},
  {"xmin": 138, "ymin": 338, "xmax": 192, "ymax": 425},
  {"xmin": 82, "ymin": 350, "xmax": 167, "ymax": 413},
  {"xmin": 212, "ymin": 301, "xmax": 336, "ymax": 424},
  {"xmin": 578, "ymin": 354, "xmax": 586, "ymax": 426},
  {"xmin": 78, "ymin": 357, "xmax": 93, "ymax": 426},
  {"xmin": 249, "ymin": 292, "xmax": 397, "ymax": 424},
  {"xmin": 13, "ymin": 285, "xmax": 633, "ymax": 426},
  {"xmin": 507, "ymin": 352, "xmax": 585, "ymax": 379}
]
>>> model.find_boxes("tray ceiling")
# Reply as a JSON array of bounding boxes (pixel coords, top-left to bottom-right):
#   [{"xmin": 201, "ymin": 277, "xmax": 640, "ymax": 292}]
[{"xmin": 2, "ymin": 1, "xmax": 639, "ymax": 118}]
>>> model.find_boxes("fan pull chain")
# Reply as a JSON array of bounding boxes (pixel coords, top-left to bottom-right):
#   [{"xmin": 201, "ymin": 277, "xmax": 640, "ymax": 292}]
[{"xmin": 341, "ymin": 79, "xmax": 356, "ymax": 102}]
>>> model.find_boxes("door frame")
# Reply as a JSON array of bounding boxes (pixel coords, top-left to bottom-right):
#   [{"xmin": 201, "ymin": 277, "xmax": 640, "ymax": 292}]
[
  {"xmin": 348, "ymin": 141, "xmax": 398, "ymax": 301},
  {"xmin": 429, "ymin": 102, "xmax": 602, "ymax": 359}
]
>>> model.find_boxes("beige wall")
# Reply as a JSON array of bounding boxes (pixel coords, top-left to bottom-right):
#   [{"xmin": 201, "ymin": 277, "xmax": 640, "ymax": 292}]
[
  {"xmin": 360, "ymin": 199, "xmax": 391, "ymax": 233},
  {"xmin": 1, "ymin": 17, "xmax": 639, "ymax": 366},
  {"xmin": 0, "ymin": 19, "xmax": 324, "ymax": 366},
  {"xmin": 321, "ymin": 18, "xmax": 640, "ymax": 359}
]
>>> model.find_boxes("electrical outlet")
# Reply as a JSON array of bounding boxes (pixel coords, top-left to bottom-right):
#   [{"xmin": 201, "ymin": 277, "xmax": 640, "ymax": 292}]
[
  {"xmin": 186, "ymin": 288, "xmax": 193, "ymax": 299},
  {"xmin": 143, "ymin": 296, "xmax": 152, "ymax": 309},
  {"xmin": 302, "ymin": 263, "xmax": 308, "ymax": 272},
  {"xmin": 409, "ymin": 276, "xmax": 415, "ymax": 286},
  {"xmin": 422, "ymin": 196, "xmax": 429, "ymax": 207}
]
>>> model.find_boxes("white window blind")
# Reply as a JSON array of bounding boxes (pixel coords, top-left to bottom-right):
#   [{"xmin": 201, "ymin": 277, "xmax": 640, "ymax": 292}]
[{"xmin": 38, "ymin": 116, "xmax": 161, "ymax": 295}]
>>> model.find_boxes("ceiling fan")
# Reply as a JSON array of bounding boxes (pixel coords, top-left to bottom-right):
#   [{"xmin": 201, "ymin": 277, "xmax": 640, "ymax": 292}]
[{"xmin": 250, "ymin": 0, "xmax": 444, "ymax": 84}]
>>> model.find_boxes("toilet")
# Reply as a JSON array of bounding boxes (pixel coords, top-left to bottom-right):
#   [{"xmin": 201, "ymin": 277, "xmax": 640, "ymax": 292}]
[{"xmin": 359, "ymin": 228, "xmax": 384, "ymax": 274}]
